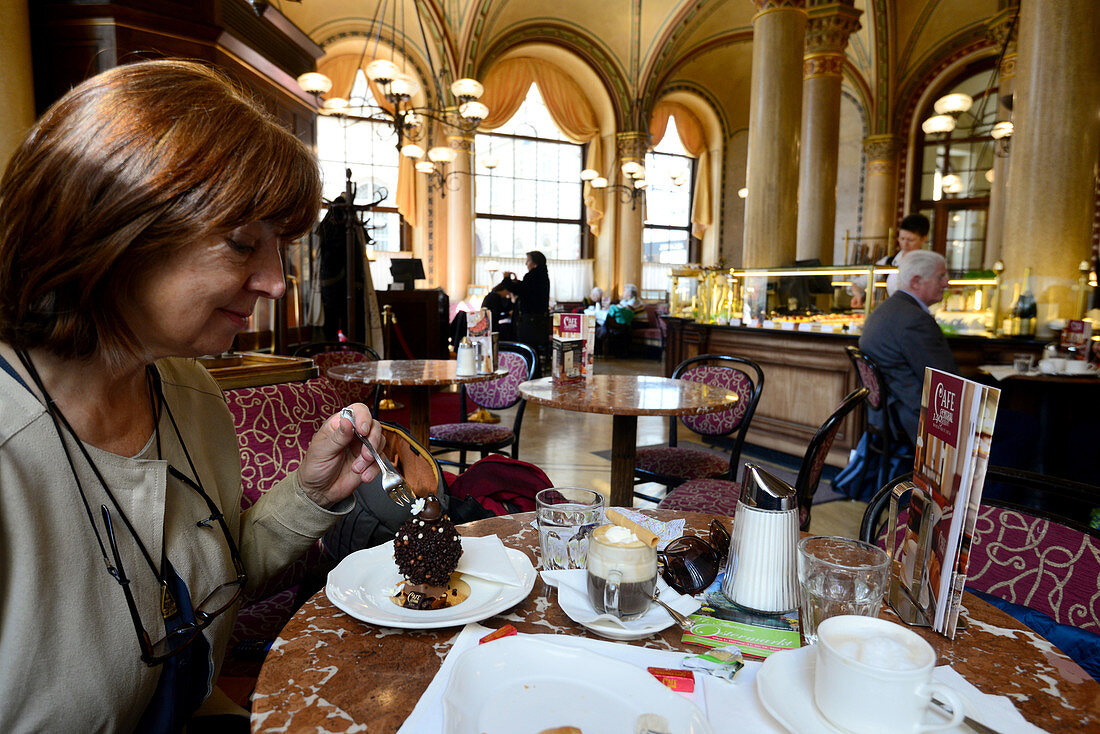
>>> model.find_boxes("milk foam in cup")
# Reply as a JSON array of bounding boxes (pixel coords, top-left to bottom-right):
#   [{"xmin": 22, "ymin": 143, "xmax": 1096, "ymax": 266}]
[
  {"xmin": 813, "ymin": 616, "xmax": 965, "ymax": 734},
  {"xmin": 586, "ymin": 524, "xmax": 658, "ymax": 620}
]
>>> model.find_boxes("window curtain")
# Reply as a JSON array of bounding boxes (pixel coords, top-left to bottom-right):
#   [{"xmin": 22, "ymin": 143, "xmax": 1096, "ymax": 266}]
[
  {"xmin": 650, "ymin": 101, "xmax": 712, "ymax": 239},
  {"xmin": 317, "ymin": 54, "xmax": 417, "ymax": 229},
  {"xmin": 479, "ymin": 58, "xmax": 605, "ymax": 237}
]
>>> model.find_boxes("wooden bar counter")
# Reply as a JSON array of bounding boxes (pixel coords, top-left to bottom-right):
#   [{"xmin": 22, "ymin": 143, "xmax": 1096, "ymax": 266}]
[{"xmin": 663, "ymin": 317, "xmax": 1044, "ymax": 468}]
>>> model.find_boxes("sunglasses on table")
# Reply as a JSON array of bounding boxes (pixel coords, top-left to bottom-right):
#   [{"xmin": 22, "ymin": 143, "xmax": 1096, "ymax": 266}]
[{"xmin": 657, "ymin": 520, "xmax": 732, "ymax": 596}]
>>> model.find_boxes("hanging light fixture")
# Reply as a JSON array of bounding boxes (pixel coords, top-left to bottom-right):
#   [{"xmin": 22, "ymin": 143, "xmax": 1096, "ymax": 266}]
[{"xmin": 297, "ymin": 0, "xmax": 490, "ymax": 192}]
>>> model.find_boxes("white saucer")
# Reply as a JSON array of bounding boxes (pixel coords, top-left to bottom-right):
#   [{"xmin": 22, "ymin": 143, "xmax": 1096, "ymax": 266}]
[{"xmin": 756, "ymin": 646, "xmax": 967, "ymax": 734}]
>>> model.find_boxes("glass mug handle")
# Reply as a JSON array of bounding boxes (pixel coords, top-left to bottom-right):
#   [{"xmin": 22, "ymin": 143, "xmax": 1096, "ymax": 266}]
[
  {"xmin": 603, "ymin": 569, "xmax": 622, "ymax": 617},
  {"xmin": 916, "ymin": 683, "xmax": 965, "ymax": 732}
]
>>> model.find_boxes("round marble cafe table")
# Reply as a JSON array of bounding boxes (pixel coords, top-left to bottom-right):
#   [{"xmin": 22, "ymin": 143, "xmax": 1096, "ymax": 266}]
[
  {"xmin": 518, "ymin": 375, "xmax": 741, "ymax": 507},
  {"xmin": 327, "ymin": 359, "xmax": 506, "ymax": 447},
  {"xmin": 250, "ymin": 510, "xmax": 1099, "ymax": 733}
]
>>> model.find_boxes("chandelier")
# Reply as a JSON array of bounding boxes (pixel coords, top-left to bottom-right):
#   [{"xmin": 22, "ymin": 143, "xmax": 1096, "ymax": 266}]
[{"xmin": 296, "ymin": 0, "xmax": 490, "ymax": 191}]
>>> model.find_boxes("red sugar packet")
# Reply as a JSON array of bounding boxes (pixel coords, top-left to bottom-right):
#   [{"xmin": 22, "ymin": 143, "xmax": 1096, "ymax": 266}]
[
  {"xmin": 647, "ymin": 667, "xmax": 696, "ymax": 702},
  {"xmin": 478, "ymin": 625, "xmax": 518, "ymax": 644}
]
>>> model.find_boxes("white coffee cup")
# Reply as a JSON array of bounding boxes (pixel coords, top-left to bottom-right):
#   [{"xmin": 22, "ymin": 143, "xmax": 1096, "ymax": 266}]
[
  {"xmin": 814, "ymin": 615, "xmax": 966, "ymax": 734},
  {"xmin": 1064, "ymin": 360, "xmax": 1096, "ymax": 374},
  {"xmin": 1039, "ymin": 358, "xmax": 1066, "ymax": 374}
]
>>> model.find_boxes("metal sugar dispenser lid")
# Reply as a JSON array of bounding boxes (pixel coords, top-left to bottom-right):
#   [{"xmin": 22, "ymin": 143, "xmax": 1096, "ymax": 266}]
[{"xmin": 720, "ymin": 464, "xmax": 801, "ymax": 614}]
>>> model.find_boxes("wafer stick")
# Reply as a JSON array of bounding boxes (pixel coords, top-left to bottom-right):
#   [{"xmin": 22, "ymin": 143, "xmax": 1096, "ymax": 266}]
[{"xmin": 606, "ymin": 507, "xmax": 660, "ymax": 547}]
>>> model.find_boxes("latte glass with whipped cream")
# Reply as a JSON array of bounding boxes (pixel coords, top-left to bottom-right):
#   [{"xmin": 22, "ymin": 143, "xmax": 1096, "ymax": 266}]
[{"xmin": 586, "ymin": 524, "xmax": 658, "ymax": 620}]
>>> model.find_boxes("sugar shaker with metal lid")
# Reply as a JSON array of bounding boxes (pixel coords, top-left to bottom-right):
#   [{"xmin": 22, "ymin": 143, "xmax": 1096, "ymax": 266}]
[
  {"xmin": 720, "ymin": 463, "xmax": 801, "ymax": 613},
  {"xmin": 456, "ymin": 337, "xmax": 476, "ymax": 375}
]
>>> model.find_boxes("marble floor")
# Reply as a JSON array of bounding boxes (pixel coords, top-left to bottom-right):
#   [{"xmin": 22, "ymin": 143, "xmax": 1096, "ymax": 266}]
[{"xmin": 435, "ymin": 355, "xmax": 868, "ymax": 540}]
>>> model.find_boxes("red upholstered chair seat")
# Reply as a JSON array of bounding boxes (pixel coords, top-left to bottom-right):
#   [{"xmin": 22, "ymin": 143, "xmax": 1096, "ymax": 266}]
[
  {"xmin": 634, "ymin": 447, "xmax": 729, "ymax": 482},
  {"xmin": 658, "ymin": 478, "xmax": 742, "ymax": 516},
  {"xmin": 429, "ymin": 422, "xmax": 514, "ymax": 445}
]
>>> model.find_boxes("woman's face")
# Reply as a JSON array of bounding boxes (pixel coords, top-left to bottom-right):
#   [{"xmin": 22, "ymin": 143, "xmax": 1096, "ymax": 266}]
[
  {"xmin": 120, "ymin": 221, "xmax": 286, "ymax": 360},
  {"xmin": 525, "ymin": 255, "xmax": 535, "ymax": 271}
]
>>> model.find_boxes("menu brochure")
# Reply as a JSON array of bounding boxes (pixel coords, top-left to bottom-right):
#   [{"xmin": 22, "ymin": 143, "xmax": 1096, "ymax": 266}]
[
  {"xmin": 679, "ymin": 573, "xmax": 801, "ymax": 659},
  {"xmin": 1060, "ymin": 319, "xmax": 1093, "ymax": 353},
  {"xmin": 467, "ymin": 308, "xmax": 492, "ymax": 338},
  {"xmin": 552, "ymin": 313, "xmax": 596, "ymax": 382},
  {"xmin": 892, "ymin": 368, "xmax": 999, "ymax": 638}
]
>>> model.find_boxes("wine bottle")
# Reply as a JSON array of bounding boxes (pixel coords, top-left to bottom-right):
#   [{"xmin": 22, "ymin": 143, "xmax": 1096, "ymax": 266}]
[{"xmin": 1009, "ymin": 267, "xmax": 1037, "ymax": 337}]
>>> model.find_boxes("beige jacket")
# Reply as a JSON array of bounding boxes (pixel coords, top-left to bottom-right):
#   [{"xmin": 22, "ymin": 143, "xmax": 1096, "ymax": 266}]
[{"xmin": 0, "ymin": 357, "xmax": 350, "ymax": 732}]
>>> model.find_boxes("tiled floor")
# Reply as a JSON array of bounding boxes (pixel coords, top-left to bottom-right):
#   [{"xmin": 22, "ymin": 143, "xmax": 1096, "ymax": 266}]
[{"xmin": 434, "ymin": 355, "xmax": 867, "ymax": 540}]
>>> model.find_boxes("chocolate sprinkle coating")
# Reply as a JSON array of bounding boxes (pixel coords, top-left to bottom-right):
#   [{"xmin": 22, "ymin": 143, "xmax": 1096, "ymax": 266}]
[{"xmin": 393, "ymin": 509, "xmax": 462, "ymax": 586}]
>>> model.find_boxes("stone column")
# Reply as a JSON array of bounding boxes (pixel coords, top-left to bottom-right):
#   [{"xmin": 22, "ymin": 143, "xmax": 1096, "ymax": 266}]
[
  {"xmin": 0, "ymin": 0, "xmax": 34, "ymax": 167},
  {"xmin": 983, "ymin": 6, "xmax": 1018, "ymax": 268},
  {"xmin": 796, "ymin": 1, "xmax": 862, "ymax": 264},
  {"xmin": 743, "ymin": 0, "xmax": 807, "ymax": 268},
  {"xmin": 1001, "ymin": 0, "xmax": 1100, "ymax": 330},
  {"xmin": 860, "ymin": 134, "xmax": 900, "ymax": 263},
  {"xmin": 445, "ymin": 133, "xmax": 474, "ymax": 303},
  {"xmin": 614, "ymin": 131, "xmax": 646, "ymax": 296}
]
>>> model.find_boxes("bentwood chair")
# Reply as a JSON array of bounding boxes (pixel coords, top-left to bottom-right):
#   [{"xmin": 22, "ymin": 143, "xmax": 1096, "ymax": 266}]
[
  {"xmin": 294, "ymin": 340, "xmax": 381, "ymax": 413},
  {"xmin": 429, "ymin": 342, "xmax": 537, "ymax": 472},
  {"xmin": 659, "ymin": 387, "xmax": 868, "ymax": 531},
  {"xmin": 844, "ymin": 346, "xmax": 913, "ymax": 494},
  {"xmin": 860, "ymin": 468, "xmax": 1100, "ymax": 676},
  {"xmin": 633, "ymin": 354, "xmax": 764, "ymax": 502}
]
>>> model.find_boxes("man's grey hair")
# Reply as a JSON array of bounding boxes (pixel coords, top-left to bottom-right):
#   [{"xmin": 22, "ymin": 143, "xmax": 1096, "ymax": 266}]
[
  {"xmin": 622, "ymin": 283, "xmax": 639, "ymax": 299},
  {"xmin": 897, "ymin": 249, "xmax": 945, "ymax": 286}
]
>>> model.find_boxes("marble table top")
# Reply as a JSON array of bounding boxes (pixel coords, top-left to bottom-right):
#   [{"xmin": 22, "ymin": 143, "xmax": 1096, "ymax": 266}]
[
  {"xmin": 327, "ymin": 359, "xmax": 507, "ymax": 387},
  {"xmin": 251, "ymin": 511, "xmax": 1098, "ymax": 732},
  {"xmin": 518, "ymin": 374, "xmax": 740, "ymax": 416}
]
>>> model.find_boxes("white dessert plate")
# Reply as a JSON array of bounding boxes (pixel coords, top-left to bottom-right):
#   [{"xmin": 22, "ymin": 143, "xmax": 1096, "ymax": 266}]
[
  {"xmin": 326, "ymin": 541, "xmax": 535, "ymax": 629},
  {"xmin": 756, "ymin": 645, "xmax": 967, "ymax": 734},
  {"xmin": 442, "ymin": 635, "xmax": 714, "ymax": 734}
]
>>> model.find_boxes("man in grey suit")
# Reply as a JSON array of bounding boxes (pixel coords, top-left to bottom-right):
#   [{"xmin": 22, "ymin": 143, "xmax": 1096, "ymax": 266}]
[{"xmin": 859, "ymin": 250, "xmax": 956, "ymax": 443}]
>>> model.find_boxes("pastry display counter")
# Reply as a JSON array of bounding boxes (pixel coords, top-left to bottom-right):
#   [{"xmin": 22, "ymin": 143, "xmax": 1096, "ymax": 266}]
[{"xmin": 663, "ymin": 318, "xmax": 1044, "ymax": 468}]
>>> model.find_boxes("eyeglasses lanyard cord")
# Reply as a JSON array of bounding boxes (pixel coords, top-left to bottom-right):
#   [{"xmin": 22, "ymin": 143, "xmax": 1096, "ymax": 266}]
[{"xmin": 14, "ymin": 351, "xmax": 218, "ymax": 598}]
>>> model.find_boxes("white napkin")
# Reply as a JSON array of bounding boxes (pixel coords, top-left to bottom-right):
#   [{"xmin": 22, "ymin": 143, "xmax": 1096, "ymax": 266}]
[
  {"xmin": 455, "ymin": 535, "xmax": 522, "ymax": 586},
  {"xmin": 931, "ymin": 666, "xmax": 1049, "ymax": 733},
  {"xmin": 540, "ymin": 568, "xmax": 700, "ymax": 631},
  {"xmin": 609, "ymin": 506, "xmax": 687, "ymax": 549},
  {"xmin": 981, "ymin": 364, "xmax": 1023, "ymax": 381},
  {"xmin": 397, "ymin": 623, "xmax": 717, "ymax": 734}
]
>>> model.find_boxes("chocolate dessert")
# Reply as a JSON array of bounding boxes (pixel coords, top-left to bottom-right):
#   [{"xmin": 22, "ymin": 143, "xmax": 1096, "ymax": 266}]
[{"xmin": 392, "ymin": 496, "xmax": 463, "ymax": 609}]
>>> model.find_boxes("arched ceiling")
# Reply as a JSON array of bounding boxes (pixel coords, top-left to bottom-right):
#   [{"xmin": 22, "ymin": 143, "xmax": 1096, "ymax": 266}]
[{"xmin": 272, "ymin": 0, "xmax": 1006, "ymax": 139}]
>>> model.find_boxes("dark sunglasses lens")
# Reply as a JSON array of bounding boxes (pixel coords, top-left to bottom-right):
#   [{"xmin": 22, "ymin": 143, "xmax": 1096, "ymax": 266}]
[
  {"xmin": 709, "ymin": 520, "xmax": 731, "ymax": 558},
  {"xmin": 659, "ymin": 542, "xmax": 719, "ymax": 595},
  {"xmin": 196, "ymin": 579, "xmax": 244, "ymax": 620},
  {"xmin": 149, "ymin": 625, "xmax": 202, "ymax": 661}
]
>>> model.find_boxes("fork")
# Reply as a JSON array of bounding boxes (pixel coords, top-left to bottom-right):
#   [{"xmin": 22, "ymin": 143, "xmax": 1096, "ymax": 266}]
[{"xmin": 339, "ymin": 407, "xmax": 415, "ymax": 507}]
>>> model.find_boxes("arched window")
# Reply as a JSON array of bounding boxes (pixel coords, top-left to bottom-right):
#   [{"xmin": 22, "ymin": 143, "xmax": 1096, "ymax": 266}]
[
  {"xmin": 912, "ymin": 61, "xmax": 998, "ymax": 272},
  {"xmin": 316, "ymin": 69, "xmax": 406, "ymax": 252},
  {"xmin": 474, "ymin": 84, "xmax": 585, "ymax": 261},
  {"xmin": 644, "ymin": 117, "xmax": 696, "ymax": 264}
]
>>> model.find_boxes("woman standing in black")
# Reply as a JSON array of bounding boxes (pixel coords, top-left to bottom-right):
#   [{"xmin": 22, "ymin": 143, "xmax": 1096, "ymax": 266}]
[{"xmin": 503, "ymin": 250, "xmax": 550, "ymax": 366}]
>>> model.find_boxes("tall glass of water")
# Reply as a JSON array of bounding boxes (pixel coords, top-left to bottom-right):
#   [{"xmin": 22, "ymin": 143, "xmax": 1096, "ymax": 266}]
[
  {"xmin": 797, "ymin": 535, "xmax": 890, "ymax": 645},
  {"xmin": 536, "ymin": 487, "xmax": 604, "ymax": 570}
]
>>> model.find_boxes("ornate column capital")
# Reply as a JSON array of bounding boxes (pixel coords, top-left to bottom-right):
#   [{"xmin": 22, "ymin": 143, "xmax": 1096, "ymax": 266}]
[
  {"xmin": 616, "ymin": 131, "xmax": 650, "ymax": 162},
  {"xmin": 751, "ymin": 0, "xmax": 806, "ymax": 17},
  {"xmin": 804, "ymin": 2, "xmax": 862, "ymax": 56},
  {"xmin": 863, "ymin": 134, "xmax": 899, "ymax": 174}
]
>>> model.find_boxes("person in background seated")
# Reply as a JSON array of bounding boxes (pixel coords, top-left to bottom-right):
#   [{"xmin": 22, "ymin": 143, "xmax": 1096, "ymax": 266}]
[
  {"xmin": 582, "ymin": 285, "xmax": 604, "ymax": 309},
  {"xmin": 503, "ymin": 251, "xmax": 551, "ymax": 362},
  {"xmin": 0, "ymin": 60, "xmax": 386, "ymax": 733},
  {"xmin": 859, "ymin": 250, "xmax": 956, "ymax": 444},
  {"xmin": 850, "ymin": 213, "xmax": 931, "ymax": 308},
  {"xmin": 480, "ymin": 281, "xmax": 515, "ymax": 341},
  {"xmin": 583, "ymin": 285, "xmax": 610, "ymax": 325}
]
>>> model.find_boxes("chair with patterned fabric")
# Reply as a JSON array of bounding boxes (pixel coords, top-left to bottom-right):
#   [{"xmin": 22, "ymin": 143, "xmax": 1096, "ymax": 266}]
[
  {"xmin": 660, "ymin": 387, "xmax": 868, "ymax": 531},
  {"xmin": 222, "ymin": 377, "xmax": 344, "ymax": 651},
  {"xmin": 860, "ymin": 468, "xmax": 1100, "ymax": 676},
  {"xmin": 429, "ymin": 342, "xmax": 537, "ymax": 472},
  {"xmin": 294, "ymin": 340, "xmax": 381, "ymax": 414},
  {"xmin": 845, "ymin": 346, "xmax": 912, "ymax": 494},
  {"xmin": 633, "ymin": 354, "xmax": 764, "ymax": 502}
]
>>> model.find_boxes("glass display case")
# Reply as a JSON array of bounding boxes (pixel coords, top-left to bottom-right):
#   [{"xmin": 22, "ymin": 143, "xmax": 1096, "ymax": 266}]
[{"xmin": 669, "ymin": 264, "xmax": 1002, "ymax": 337}]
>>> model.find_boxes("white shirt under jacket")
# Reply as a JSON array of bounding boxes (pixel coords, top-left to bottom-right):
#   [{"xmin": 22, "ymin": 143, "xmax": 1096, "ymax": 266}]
[{"xmin": 0, "ymin": 357, "xmax": 351, "ymax": 732}]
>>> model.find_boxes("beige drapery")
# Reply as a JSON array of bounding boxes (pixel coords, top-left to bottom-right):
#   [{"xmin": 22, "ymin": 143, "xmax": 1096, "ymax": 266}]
[
  {"xmin": 317, "ymin": 54, "xmax": 417, "ymax": 229},
  {"xmin": 479, "ymin": 58, "xmax": 605, "ymax": 236},
  {"xmin": 650, "ymin": 101, "xmax": 712, "ymax": 239}
]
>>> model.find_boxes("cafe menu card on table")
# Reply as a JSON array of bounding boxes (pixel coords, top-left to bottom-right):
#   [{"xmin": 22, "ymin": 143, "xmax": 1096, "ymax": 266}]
[
  {"xmin": 680, "ymin": 573, "xmax": 801, "ymax": 660},
  {"xmin": 551, "ymin": 313, "xmax": 595, "ymax": 384},
  {"xmin": 1060, "ymin": 319, "xmax": 1093, "ymax": 354},
  {"xmin": 466, "ymin": 308, "xmax": 494, "ymax": 372},
  {"xmin": 893, "ymin": 368, "xmax": 999, "ymax": 638}
]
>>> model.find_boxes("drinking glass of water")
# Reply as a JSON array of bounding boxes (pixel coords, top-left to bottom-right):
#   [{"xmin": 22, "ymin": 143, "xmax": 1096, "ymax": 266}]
[
  {"xmin": 797, "ymin": 536, "xmax": 890, "ymax": 645},
  {"xmin": 536, "ymin": 487, "xmax": 604, "ymax": 570}
]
